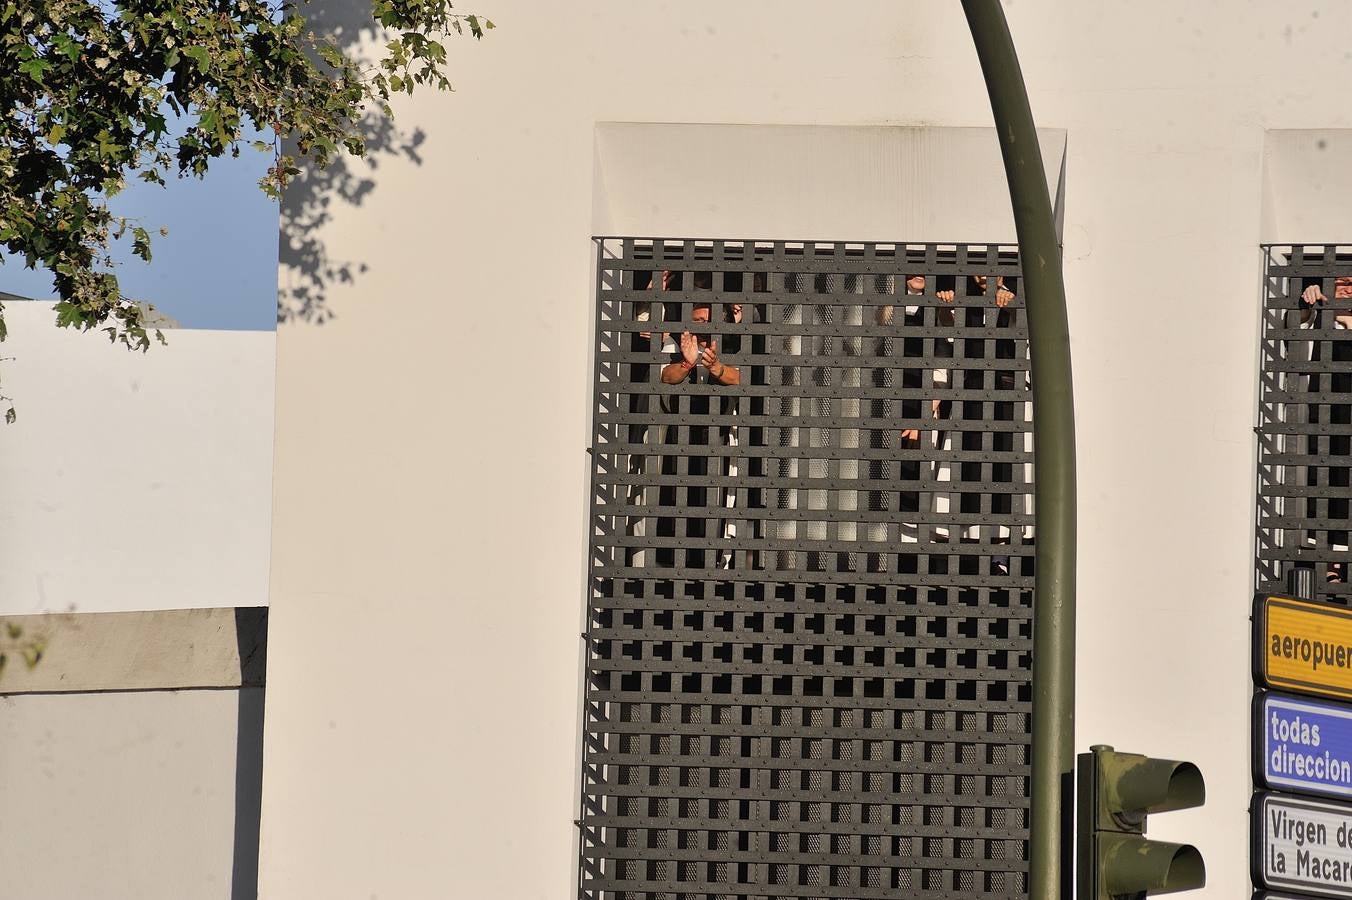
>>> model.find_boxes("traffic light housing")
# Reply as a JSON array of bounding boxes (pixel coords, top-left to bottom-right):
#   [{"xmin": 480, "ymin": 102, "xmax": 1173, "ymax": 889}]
[{"xmin": 1077, "ymin": 745, "xmax": 1206, "ymax": 899}]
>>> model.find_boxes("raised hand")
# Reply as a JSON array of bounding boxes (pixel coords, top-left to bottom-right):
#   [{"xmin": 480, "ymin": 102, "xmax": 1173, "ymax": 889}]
[
  {"xmin": 1302, "ymin": 284, "xmax": 1328, "ymax": 307},
  {"xmin": 680, "ymin": 331, "xmax": 700, "ymax": 366}
]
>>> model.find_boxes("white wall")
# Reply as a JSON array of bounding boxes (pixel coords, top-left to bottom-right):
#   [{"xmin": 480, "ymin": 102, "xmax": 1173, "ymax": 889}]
[
  {"xmin": 260, "ymin": 3, "xmax": 1352, "ymax": 897},
  {"xmin": 594, "ymin": 123, "xmax": 1066, "ymax": 242},
  {"xmin": 1262, "ymin": 130, "xmax": 1352, "ymax": 242},
  {"xmin": 0, "ymin": 688, "xmax": 261, "ymax": 900},
  {"xmin": 0, "ymin": 302, "xmax": 275, "ymax": 615}
]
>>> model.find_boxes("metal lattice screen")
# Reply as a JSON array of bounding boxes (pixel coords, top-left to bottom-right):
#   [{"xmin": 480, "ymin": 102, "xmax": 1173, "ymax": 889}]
[
  {"xmin": 579, "ymin": 239, "xmax": 1035, "ymax": 900},
  {"xmin": 1257, "ymin": 245, "xmax": 1352, "ymax": 599}
]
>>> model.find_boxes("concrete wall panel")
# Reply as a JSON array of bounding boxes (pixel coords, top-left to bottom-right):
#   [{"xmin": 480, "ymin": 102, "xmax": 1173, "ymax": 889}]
[{"xmin": 0, "ymin": 688, "xmax": 261, "ymax": 900}]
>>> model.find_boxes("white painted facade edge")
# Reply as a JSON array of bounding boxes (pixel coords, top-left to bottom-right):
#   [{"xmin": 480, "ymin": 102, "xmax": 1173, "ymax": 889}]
[{"xmin": 0, "ymin": 301, "xmax": 275, "ymax": 616}]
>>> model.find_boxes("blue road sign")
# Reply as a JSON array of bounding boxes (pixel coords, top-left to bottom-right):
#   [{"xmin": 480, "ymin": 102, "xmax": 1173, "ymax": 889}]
[{"xmin": 1258, "ymin": 693, "xmax": 1352, "ymax": 801}]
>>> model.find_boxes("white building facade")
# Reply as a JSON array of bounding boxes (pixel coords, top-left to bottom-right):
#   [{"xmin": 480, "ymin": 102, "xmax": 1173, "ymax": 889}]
[
  {"xmin": 256, "ymin": 3, "xmax": 1352, "ymax": 897},
  {"xmin": 5, "ymin": 2, "xmax": 1352, "ymax": 898}
]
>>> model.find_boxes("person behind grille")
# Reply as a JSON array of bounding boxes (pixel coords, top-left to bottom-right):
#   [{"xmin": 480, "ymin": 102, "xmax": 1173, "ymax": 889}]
[
  {"xmin": 1295, "ymin": 275, "xmax": 1352, "ymax": 585},
  {"xmin": 726, "ymin": 271, "xmax": 768, "ymax": 570},
  {"xmin": 659, "ymin": 287, "xmax": 741, "ymax": 388},
  {"xmin": 956, "ymin": 273, "xmax": 1025, "ymax": 577},
  {"xmin": 620, "ymin": 269, "xmax": 659, "ymax": 570},
  {"xmin": 653, "ymin": 271, "xmax": 746, "ymax": 569},
  {"xmin": 874, "ymin": 275, "xmax": 957, "ymax": 572}
]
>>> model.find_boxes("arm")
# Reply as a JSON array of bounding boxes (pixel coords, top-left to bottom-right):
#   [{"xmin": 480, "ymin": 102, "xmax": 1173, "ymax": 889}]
[
  {"xmin": 926, "ymin": 290, "xmax": 956, "ymax": 427},
  {"xmin": 712, "ymin": 363, "xmax": 740, "ymax": 386},
  {"xmin": 898, "ymin": 289, "xmax": 956, "ymax": 442},
  {"xmin": 660, "ymin": 360, "xmax": 694, "ymax": 384}
]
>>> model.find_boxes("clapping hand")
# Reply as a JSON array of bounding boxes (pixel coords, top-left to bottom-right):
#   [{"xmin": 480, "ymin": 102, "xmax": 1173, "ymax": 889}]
[{"xmin": 679, "ymin": 331, "xmax": 700, "ymax": 366}]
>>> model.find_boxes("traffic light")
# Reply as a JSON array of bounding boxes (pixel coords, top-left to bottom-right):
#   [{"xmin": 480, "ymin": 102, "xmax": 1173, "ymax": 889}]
[{"xmin": 1077, "ymin": 744, "xmax": 1206, "ymax": 899}]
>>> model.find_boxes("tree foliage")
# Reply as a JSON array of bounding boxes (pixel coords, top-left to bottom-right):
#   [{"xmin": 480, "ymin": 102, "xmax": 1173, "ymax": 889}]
[{"xmin": 0, "ymin": 0, "xmax": 490, "ymax": 416}]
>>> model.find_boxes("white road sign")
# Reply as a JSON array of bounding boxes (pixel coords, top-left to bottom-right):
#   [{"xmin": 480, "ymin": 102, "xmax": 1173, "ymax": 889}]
[{"xmin": 1255, "ymin": 793, "xmax": 1352, "ymax": 897}]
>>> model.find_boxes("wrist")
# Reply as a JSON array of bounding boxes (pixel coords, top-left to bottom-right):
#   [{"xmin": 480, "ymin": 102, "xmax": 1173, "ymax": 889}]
[{"xmin": 679, "ymin": 359, "xmax": 695, "ymax": 371}]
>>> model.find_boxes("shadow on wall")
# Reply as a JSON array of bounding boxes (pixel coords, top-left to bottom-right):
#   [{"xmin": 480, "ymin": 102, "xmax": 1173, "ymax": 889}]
[
  {"xmin": 232, "ymin": 608, "xmax": 268, "ymax": 900},
  {"xmin": 277, "ymin": 0, "xmax": 429, "ymax": 326}
]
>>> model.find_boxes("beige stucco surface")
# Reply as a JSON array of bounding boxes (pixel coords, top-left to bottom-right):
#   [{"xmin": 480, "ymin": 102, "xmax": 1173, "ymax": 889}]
[
  {"xmin": 0, "ymin": 688, "xmax": 257, "ymax": 899},
  {"xmin": 593, "ymin": 123, "xmax": 1066, "ymax": 242},
  {"xmin": 1262, "ymin": 129, "xmax": 1352, "ymax": 241},
  {"xmin": 260, "ymin": 2, "xmax": 1352, "ymax": 897}
]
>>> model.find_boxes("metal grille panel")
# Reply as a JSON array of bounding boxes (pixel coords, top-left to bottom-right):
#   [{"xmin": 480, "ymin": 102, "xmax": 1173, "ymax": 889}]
[
  {"xmin": 580, "ymin": 239, "xmax": 1034, "ymax": 900},
  {"xmin": 1257, "ymin": 245, "xmax": 1352, "ymax": 600}
]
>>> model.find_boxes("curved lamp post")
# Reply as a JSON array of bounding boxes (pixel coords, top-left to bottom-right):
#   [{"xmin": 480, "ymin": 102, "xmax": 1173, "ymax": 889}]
[{"xmin": 961, "ymin": 3, "xmax": 1077, "ymax": 898}]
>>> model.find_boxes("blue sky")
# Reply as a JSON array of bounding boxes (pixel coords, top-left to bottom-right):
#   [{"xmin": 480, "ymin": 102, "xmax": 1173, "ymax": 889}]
[{"xmin": 0, "ymin": 147, "xmax": 279, "ymax": 331}]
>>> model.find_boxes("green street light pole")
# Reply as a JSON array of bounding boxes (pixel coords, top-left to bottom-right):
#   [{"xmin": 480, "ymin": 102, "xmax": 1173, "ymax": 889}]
[{"xmin": 960, "ymin": 3, "xmax": 1077, "ymax": 898}]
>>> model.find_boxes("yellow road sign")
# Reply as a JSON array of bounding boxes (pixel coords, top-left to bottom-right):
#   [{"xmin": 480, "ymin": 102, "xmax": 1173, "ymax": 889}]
[{"xmin": 1258, "ymin": 594, "xmax": 1352, "ymax": 701}]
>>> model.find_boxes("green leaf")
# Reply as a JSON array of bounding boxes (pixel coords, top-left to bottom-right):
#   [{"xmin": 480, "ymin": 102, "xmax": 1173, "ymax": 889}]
[
  {"xmin": 132, "ymin": 227, "xmax": 152, "ymax": 262},
  {"xmin": 54, "ymin": 301, "xmax": 89, "ymax": 329},
  {"xmin": 5, "ymin": 622, "xmax": 20, "ymax": 640},
  {"xmin": 18, "ymin": 57, "xmax": 49, "ymax": 81},
  {"xmin": 181, "ymin": 46, "xmax": 210, "ymax": 73}
]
